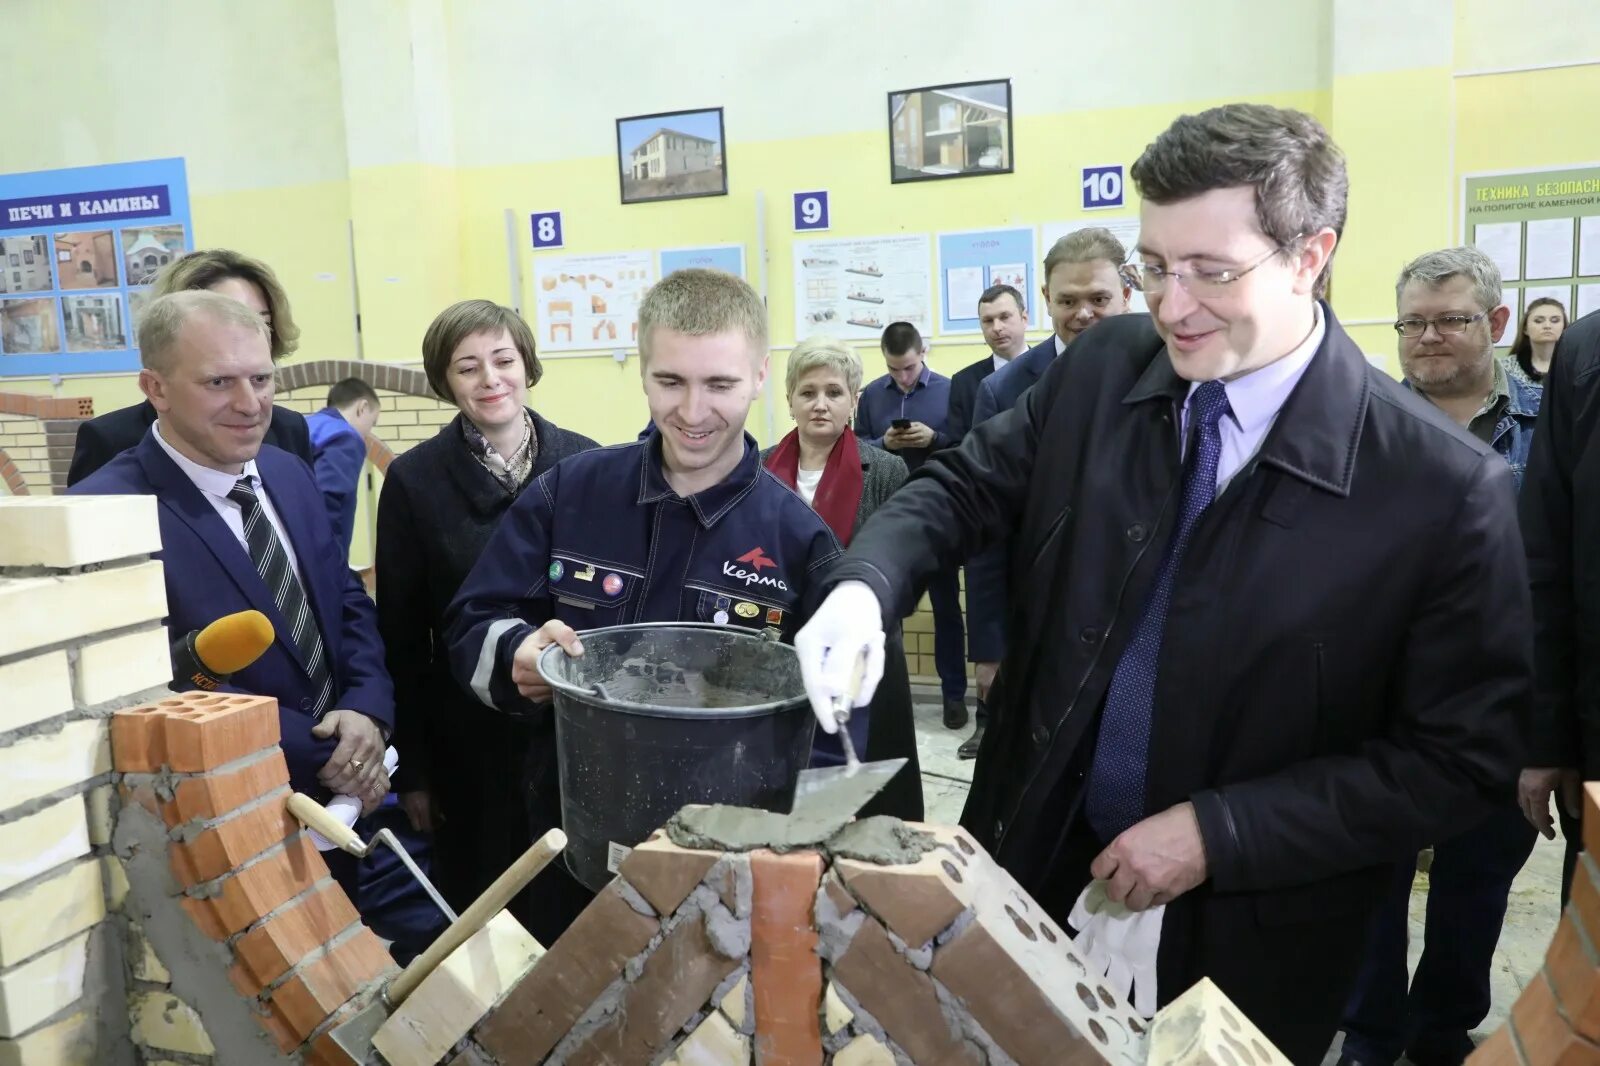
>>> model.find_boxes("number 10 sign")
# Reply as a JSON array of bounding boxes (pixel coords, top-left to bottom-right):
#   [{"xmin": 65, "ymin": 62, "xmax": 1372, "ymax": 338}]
[{"xmin": 1081, "ymin": 165, "xmax": 1124, "ymax": 211}]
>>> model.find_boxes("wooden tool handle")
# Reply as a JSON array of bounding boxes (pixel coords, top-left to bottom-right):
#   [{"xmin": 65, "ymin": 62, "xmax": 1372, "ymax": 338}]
[
  {"xmin": 387, "ymin": 828, "xmax": 567, "ymax": 1007},
  {"xmin": 286, "ymin": 792, "xmax": 365, "ymax": 855}
]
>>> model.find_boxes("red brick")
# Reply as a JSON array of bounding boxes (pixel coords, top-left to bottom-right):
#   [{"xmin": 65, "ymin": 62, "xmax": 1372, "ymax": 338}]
[
  {"xmin": 1548, "ymin": 906, "xmax": 1600, "ymax": 1041},
  {"xmin": 111, "ymin": 705, "xmax": 170, "ymax": 772},
  {"xmin": 1512, "ymin": 971, "xmax": 1600, "ymax": 1065},
  {"xmin": 617, "ymin": 832, "xmax": 720, "ymax": 916},
  {"xmin": 266, "ymin": 928, "xmax": 394, "ymax": 1047},
  {"xmin": 230, "ymin": 883, "xmax": 363, "ymax": 995},
  {"xmin": 834, "ymin": 917, "xmax": 982, "ymax": 1066},
  {"xmin": 566, "ymin": 915, "xmax": 741, "ymax": 1066},
  {"xmin": 169, "ymin": 750, "xmax": 291, "ymax": 824},
  {"xmin": 181, "ymin": 895, "xmax": 230, "ymax": 941},
  {"xmin": 1466, "ymin": 1022, "xmax": 1524, "ymax": 1064},
  {"xmin": 751, "ymin": 849, "xmax": 824, "ymax": 1066},
  {"xmin": 170, "ymin": 798, "xmax": 298, "ymax": 886},
  {"xmin": 474, "ymin": 883, "xmax": 660, "ymax": 1062},
  {"xmin": 186, "ymin": 833, "xmax": 330, "ymax": 938},
  {"xmin": 1575, "ymin": 853, "xmax": 1600, "ymax": 948},
  {"xmin": 161, "ymin": 693, "xmax": 280, "ymax": 771}
]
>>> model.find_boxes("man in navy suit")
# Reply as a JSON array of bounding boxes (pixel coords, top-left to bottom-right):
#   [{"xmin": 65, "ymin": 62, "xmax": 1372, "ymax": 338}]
[
  {"xmin": 960, "ymin": 230, "xmax": 1133, "ymax": 757},
  {"xmin": 305, "ymin": 377, "xmax": 381, "ymax": 557},
  {"xmin": 71, "ymin": 290, "xmax": 441, "ymax": 958},
  {"xmin": 944, "ymin": 283, "xmax": 1030, "ymax": 447}
]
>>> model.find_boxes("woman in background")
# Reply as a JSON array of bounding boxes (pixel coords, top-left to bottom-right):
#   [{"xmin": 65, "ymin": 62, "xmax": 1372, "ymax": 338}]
[
  {"xmin": 762, "ymin": 335, "xmax": 924, "ymax": 820},
  {"xmin": 67, "ymin": 248, "xmax": 312, "ymax": 483},
  {"xmin": 1510, "ymin": 297, "xmax": 1568, "ymax": 382},
  {"xmin": 376, "ymin": 299, "xmax": 597, "ymax": 945}
]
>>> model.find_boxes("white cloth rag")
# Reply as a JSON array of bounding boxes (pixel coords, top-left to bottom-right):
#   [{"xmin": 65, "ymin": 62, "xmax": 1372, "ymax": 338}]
[
  {"xmin": 308, "ymin": 745, "xmax": 399, "ymax": 852},
  {"xmin": 1067, "ymin": 879, "xmax": 1165, "ymax": 1018}
]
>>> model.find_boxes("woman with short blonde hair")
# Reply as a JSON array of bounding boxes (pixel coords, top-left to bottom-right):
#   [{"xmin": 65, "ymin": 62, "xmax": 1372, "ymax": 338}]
[{"xmin": 761, "ymin": 334, "xmax": 922, "ymax": 819}]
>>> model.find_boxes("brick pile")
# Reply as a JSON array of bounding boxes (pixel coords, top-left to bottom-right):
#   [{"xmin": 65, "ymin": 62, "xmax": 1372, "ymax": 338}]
[
  {"xmin": 1467, "ymin": 783, "xmax": 1600, "ymax": 1064},
  {"xmin": 111, "ymin": 691, "xmax": 397, "ymax": 1065}
]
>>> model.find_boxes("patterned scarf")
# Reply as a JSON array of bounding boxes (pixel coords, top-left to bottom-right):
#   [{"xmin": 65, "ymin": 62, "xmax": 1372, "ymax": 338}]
[{"xmin": 462, "ymin": 409, "xmax": 538, "ymax": 492}]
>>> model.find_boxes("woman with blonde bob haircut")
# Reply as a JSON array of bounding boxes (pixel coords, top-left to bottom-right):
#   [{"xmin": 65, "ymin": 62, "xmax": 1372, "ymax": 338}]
[
  {"xmin": 762, "ymin": 335, "xmax": 924, "ymax": 819},
  {"xmin": 376, "ymin": 299, "xmax": 597, "ymax": 944}
]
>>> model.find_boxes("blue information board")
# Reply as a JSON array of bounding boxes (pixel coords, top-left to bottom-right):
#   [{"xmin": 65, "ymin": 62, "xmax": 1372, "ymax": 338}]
[
  {"xmin": 935, "ymin": 227, "xmax": 1037, "ymax": 334},
  {"xmin": 0, "ymin": 158, "xmax": 192, "ymax": 376},
  {"xmin": 659, "ymin": 244, "xmax": 746, "ymax": 279}
]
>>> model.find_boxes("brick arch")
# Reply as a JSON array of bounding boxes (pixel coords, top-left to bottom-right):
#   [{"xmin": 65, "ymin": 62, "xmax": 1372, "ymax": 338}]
[
  {"xmin": 276, "ymin": 359, "xmax": 434, "ymax": 399},
  {"xmin": 0, "ymin": 447, "xmax": 28, "ymax": 495}
]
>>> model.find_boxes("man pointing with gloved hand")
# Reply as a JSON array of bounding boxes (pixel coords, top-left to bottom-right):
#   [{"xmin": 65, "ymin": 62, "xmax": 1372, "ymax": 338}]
[{"xmin": 793, "ymin": 105, "xmax": 1529, "ymax": 1063}]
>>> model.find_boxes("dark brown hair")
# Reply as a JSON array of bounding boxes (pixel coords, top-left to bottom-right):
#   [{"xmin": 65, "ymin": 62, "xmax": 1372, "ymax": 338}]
[
  {"xmin": 421, "ymin": 300, "xmax": 543, "ymax": 404},
  {"xmin": 1131, "ymin": 103, "xmax": 1348, "ymax": 298}
]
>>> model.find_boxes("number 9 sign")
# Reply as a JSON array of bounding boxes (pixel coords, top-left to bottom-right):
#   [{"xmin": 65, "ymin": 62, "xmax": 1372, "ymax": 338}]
[{"xmin": 793, "ymin": 191, "xmax": 829, "ymax": 232}]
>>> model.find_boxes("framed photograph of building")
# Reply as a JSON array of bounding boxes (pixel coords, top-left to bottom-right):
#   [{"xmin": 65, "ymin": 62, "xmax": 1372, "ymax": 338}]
[
  {"xmin": 616, "ymin": 107, "xmax": 727, "ymax": 205},
  {"xmin": 888, "ymin": 79, "xmax": 1014, "ymax": 184},
  {"xmin": 121, "ymin": 224, "xmax": 186, "ymax": 286},
  {"xmin": 0, "ymin": 235, "xmax": 53, "ymax": 294},
  {"xmin": 55, "ymin": 230, "xmax": 119, "ymax": 289}
]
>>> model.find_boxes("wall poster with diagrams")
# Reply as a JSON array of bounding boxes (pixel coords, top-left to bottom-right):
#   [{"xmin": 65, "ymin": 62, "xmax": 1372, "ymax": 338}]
[
  {"xmin": 1463, "ymin": 164, "xmax": 1600, "ymax": 340},
  {"xmin": 792, "ymin": 233, "xmax": 932, "ymax": 341},
  {"xmin": 935, "ymin": 227, "xmax": 1035, "ymax": 334},
  {"xmin": 0, "ymin": 157, "xmax": 192, "ymax": 376},
  {"xmin": 532, "ymin": 249, "xmax": 655, "ymax": 353}
]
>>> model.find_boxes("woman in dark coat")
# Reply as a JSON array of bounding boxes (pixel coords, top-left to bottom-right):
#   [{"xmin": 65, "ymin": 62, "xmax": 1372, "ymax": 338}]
[
  {"xmin": 762, "ymin": 335, "xmax": 924, "ymax": 820},
  {"xmin": 376, "ymin": 300, "xmax": 597, "ymax": 945}
]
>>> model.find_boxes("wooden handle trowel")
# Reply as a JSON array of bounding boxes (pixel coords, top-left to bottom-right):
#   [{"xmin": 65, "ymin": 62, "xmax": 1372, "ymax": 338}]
[{"xmin": 789, "ymin": 647, "xmax": 908, "ymax": 828}]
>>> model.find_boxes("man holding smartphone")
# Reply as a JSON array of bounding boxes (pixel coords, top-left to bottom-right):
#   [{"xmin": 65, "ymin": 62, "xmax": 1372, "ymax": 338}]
[{"xmin": 854, "ymin": 321, "xmax": 968, "ymax": 728}]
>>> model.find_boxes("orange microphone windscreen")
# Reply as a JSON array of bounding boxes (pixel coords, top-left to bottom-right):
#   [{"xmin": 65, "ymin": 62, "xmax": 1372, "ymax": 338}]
[{"xmin": 193, "ymin": 610, "xmax": 275, "ymax": 675}]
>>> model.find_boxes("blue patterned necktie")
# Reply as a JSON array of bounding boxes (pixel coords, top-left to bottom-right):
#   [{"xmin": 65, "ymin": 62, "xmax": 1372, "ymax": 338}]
[
  {"xmin": 226, "ymin": 478, "xmax": 334, "ymax": 716},
  {"xmin": 1084, "ymin": 380, "xmax": 1231, "ymax": 840}
]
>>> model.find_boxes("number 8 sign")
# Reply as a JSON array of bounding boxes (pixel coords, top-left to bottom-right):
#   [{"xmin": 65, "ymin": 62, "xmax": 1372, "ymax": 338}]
[
  {"xmin": 530, "ymin": 211, "xmax": 564, "ymax": 249},
  {"xmin": 1081, "ymin": 165, "xmax": 1124, "ymax": 210}
]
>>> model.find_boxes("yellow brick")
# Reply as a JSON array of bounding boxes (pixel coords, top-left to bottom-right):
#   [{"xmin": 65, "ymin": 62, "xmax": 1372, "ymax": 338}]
[
  {"xmin": 83, "ymin": 787, "xmax": 112, "ymax": 848},
  {"xmin": 0, "ymin": 497, "xmax": 160, "ymax": 569},
  {"xmin": 0, "ymin": 931, "xmax": 89, "ymax": 1038},
  {"xmin": 0, "ymin": 860, "xmax": 103, "ymax": 968},
  {"xmin": 71, "ymin": 626, "xmax": 169, "ymax": 707},
  {"xmin": 0, "ymin": 798, "xmax": 90, "ymax": 895},
  {"xmin": 395, "ymin": 424, "xmax": 434, "ymax": 441},
  {"xmin": 0, "ymin": 561, "xmax": 167, "ymax": 659},
  {"xmin": 101, "ymin": 857, "xmax": 127, "ymax": 913},
  {"xmin": 0, "ymin": 719, "xmax": 110, "ymax": 819},
  {"xmin": 0, "ymin": 1009, "xmax": 94, "ymax": 1066},
  {"xmin": 130, "ymin": 993, "xmax": 213, "ymax": 1055},
  {"xmin": 372, "ymin": 910, "xmax": 543, "ymax": 1066},
  {"xmin": 0, "ymin": 652, "xmax": 73, "ymax": 735},
  {"xmin": 666, "ymin": 1010, "xmax": 749, "ymax": 1065},
  {"xmin": 376, "ymin": 409, "xmax": 417, "ymax": 426},
  {"xmin": 393, "ymin": 396, "xmax": 446, "ymax": 411},
  {"xmin": 128, "ymin": 924, "xmax": 170, "ymax": 984}
]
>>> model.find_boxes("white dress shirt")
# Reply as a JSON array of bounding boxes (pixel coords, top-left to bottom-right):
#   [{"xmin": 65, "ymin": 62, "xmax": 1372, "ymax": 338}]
[
  {"xmin": 992, "ymin": 351, "xmax": 1014, "ymax": 373},
  {"xmin": 1054, "ymin": 334, "xmax": 1068, "ymax": 357},
  {"xmin": 795, "ymin": 467, "xmax": 823, "ymax": 506},
  {"xmin": 1180, "ymin": 305, "xmax": 1326, "ymax": 495},
  {"xmin": 152, "ymin": 421, "xmax": 305, "ymax": 586}
]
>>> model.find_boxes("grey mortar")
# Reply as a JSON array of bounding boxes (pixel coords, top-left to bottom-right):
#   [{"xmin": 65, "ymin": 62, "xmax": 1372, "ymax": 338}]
[{"xmin": 111, "ymin": 801, "xmax": 289, "ymax": 1066}]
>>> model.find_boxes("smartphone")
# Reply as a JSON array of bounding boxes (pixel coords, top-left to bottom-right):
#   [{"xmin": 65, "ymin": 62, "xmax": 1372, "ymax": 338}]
[{"xmin": 891, "ymin": 418, "xmax": 912, "ymax": 430}]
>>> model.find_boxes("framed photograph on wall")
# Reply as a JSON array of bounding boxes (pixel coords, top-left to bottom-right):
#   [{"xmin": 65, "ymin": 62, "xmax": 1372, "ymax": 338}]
[
  {"xmin": 888, "ymin": 79, "xmax": 1014, "ymax": 184},
  {"xmin": 616, "ymin": 107, "xmax": 728, "ymax": 205}
]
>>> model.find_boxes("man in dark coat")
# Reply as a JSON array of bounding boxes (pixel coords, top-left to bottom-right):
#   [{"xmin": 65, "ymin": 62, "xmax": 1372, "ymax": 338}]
[
  {"xmin": 1519, "ymin": 305, "xmax": 1600, "ymax": 901},
  {"xmin": 796, "ymin": 104, "xmax": 1529, "ymax": 1062}
]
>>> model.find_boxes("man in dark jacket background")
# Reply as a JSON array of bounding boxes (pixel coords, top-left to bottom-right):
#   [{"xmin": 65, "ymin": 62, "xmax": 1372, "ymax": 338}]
[
  {"xmin": 796, "ymin": 104, "xmax": 1530, "ymax": 1062},
  {"xmin": 1519, "ymin": 306, "xmax": 1600, "ymax": 901}
]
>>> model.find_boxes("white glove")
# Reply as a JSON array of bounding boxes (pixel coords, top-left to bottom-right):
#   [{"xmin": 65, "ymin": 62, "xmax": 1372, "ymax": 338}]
[
  {"xmin": 309, "ymin": 745, "xmax": 399, "ymax": 852},
  {"xmin": 1068, "ymin": 880, "xmax": 1164, "ymax": 1019},
  {"xmin": 794, "ymin": 581, "xmax": 886, "ymax": 734}
]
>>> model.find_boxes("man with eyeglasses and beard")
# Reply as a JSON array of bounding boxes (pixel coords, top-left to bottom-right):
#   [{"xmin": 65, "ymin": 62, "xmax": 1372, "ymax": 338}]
[{"xmin": 793, "ymin": 105, "xmax": 1529, "ymax": 1061}]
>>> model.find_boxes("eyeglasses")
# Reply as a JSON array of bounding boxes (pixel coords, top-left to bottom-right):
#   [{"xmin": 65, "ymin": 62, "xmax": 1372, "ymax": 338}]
[
  {"xmin": 1129, "ymin": 237, "xmax": 1302, "ymax": 297},
  {"xmin": 1392, "ymin": 312, "xmax": 1488, "ymax": 338}
]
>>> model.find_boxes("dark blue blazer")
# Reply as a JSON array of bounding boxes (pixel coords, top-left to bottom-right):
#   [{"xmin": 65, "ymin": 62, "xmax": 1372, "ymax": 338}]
[
  {"xmin": 70, "ymin": 429, "xmax": 394, "ymax": 796},
  {"xmin": 965, "ymin": 336, "xmax": 1059, "ymax": 662},
  {"xmin": 973, "ymin": 335, "xmax": 1058, "ymax": 425}
]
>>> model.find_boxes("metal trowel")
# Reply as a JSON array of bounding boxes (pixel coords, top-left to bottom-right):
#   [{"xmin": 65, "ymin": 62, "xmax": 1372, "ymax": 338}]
[{"xmin": 789, "ymin": 647, "xmax": 908, "ymax": 825}]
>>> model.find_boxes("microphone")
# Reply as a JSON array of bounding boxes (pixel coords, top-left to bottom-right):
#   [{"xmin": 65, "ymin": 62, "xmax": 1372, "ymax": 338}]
[{"xmin": 172, "ymin": 610, "xmax": 275, "ymax": 690}]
